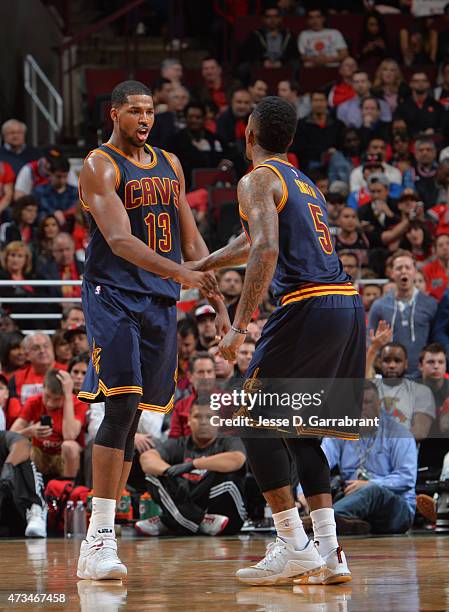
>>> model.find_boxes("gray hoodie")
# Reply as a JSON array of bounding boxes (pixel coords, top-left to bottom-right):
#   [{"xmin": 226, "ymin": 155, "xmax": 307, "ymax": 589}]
[{"xmin": 368, "ymin": 289, "xmax": 438, "ymax": 378}]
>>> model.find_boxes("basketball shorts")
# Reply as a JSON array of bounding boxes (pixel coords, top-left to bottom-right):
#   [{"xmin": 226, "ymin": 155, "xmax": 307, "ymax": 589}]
[
  {"xmin": 243, "ymin": 293, "xmax": 366, "ymax": 438},
  {"xmin": 79, "ymin": 281, "xmax": 177, "ymax": 414}
]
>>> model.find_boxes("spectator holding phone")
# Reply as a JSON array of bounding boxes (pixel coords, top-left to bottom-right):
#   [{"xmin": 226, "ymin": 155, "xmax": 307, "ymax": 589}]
[{"xmin": 11, "ymin": 369, "xmax": 87, "ymax": 478}]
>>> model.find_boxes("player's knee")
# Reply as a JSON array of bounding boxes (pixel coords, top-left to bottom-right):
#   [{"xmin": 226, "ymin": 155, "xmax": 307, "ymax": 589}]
[{"xmin": 61, "ymin": 440, "xmax": 81, "ymax": 458}]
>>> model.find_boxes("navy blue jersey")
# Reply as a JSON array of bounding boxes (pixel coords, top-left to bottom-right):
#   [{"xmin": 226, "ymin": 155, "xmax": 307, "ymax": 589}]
[
  {"xmin": 80, "ymin": 143, "xmax": 181, "ymax": 299},
  {"xmin": 240, "ymin": 157, "xmax": 356, "ymax": 302}
]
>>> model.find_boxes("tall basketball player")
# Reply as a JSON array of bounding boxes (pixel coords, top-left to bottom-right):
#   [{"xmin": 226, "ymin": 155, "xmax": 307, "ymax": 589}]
[
  {"xmin": 76, "ymin": 81, "xmax": 229, "ymax": 580},
  {"xmin": 192, "ymin": 96, "xmax": 366, "ymax": 585}
]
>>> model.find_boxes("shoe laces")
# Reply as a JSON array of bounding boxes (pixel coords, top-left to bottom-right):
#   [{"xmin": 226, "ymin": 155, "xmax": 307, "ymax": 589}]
[{"xmin": 255, "ymin": 540, "xmax": 285, "ymax": 568}]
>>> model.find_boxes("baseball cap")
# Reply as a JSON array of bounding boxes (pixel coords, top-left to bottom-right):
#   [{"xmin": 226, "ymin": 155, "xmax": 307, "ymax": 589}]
[
  {"xmin": 328, "ymin": 181, "xmax": 349, "ymax": 198},
  {"xmin": 64, "ymin": 324, "xmax": 87, "ymax": 341},
  {"xmin": 194, "ymin": 305, "xmax": 216, "ymax": 319},
  {"xmin": 367, "ymin": 172, "xmax": 389, "ymax": 188}
]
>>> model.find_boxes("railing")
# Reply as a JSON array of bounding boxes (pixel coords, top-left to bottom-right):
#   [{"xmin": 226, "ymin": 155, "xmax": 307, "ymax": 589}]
[
  {"xmin": 58, "ymin": 0, "xmax": 145, "ymax": 137},
  {"xmin": 23, "ymin": 54, "xmax": 63, "ymax": 147},
  {"xmin": 0, "ymin": 279, "xmax": 81, "ymax": 334}
]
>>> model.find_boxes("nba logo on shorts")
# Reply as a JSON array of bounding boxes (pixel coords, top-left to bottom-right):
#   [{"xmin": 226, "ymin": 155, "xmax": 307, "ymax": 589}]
[{"xmin": 95, "ymin": 285, "xmax": 101, "ymax": 295}]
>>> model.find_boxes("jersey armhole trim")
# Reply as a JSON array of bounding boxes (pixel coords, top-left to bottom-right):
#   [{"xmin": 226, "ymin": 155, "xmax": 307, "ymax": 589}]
[
  {"xmin": 160, "ymin": 149, "xmax": 180, "ymax": 180},
  {"xmin": 254, "ymin": 163, "xmax": 288, "ymax": 213}
]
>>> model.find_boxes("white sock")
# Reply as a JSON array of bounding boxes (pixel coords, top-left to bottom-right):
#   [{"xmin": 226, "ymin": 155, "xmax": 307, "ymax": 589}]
[
  {"xmin": 87, "ymin": 497, "xmax": 116, "ymax": 539},
  {"xmin": 272, "ymin": 507, "xmax": 309, "ymax": 551},
  {"xmin": 310, "ymin": 507, "xmax": 338, "ymax": 557}
]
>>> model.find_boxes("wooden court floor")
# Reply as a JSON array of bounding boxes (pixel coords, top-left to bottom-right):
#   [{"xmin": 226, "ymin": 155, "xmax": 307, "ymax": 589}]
[{"xmin": 0, "ymin": 533, "xmax": 448, "ymax": 611}]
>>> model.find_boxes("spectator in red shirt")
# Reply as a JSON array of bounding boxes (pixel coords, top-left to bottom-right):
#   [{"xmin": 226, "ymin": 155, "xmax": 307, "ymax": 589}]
[
  {"xmin": 423, "ymin": 233, "xmax": 449, "ymax": 301},
  {"xmin": 7, "ymin": 332, "xmax": 66, "ymax": 426},
  {"xmin": 216, "ymin": 88, "xmax": 252, "ymax": 176},
  {"xmin": 169, "ymin": 353, "xmax": 216, "ymax": 439},
  {"xmin": 0, "ymin": 160, "xmax": 15, "ymax": 219},
  {"xmin": 11, "ymin": 369, "xmax": 86, "ymax": 478},
  {"xmin": 197, "ymin": 57, "xmax": 231, "ymax": 114},
  {"xmin": 14, "ymin": 148, "xmax": 78, "ymax": 201},
  {"xmin": 328, "ymin": 56, "xmax": 358, "ymax": 108}
]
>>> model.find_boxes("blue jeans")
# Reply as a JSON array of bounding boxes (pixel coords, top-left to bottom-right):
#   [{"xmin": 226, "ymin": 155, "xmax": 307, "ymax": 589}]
[{"xmin": 333, "ymin": 483, "xmax": 413, "ymax": 534}]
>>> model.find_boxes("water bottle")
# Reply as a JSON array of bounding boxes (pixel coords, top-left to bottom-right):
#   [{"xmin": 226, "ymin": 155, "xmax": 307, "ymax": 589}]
[
  {"xmin": 73, "ymin": 500, "xmax": 87, "ymax": 538},
  {"xmin": 264, "ymin": 504, "xmax": 274, "ymax": 528},
  {"xmin": 139, "ymin": 492, "xmax": 161, "ymax": 520},
  {"xmin": 64, "ymin": 500, "xmax": 75, "ymax": 538}
]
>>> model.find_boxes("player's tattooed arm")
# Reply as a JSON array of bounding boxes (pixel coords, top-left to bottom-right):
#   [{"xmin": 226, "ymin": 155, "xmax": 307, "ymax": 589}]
[
  {"xmin": 232, "ymin": 169, "xmax": 279, "ymax": 329},
  {"xmin": 187, "ymin": 232, "xmax": 250, "ymax": 271}
]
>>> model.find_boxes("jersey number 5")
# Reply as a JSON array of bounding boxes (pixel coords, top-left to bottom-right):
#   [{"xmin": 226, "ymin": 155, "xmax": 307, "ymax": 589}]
[
  {"xmin": 144, "ymin": 212, "xmax": 172, "ymax": 253},
  {"xmin": 308, "ymin": 203, "xmax": 333, "ymax": 255}
]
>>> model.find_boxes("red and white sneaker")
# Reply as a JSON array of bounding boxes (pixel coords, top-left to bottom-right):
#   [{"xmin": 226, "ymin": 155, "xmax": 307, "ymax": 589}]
[
  {"xmin": 135, "ymin": 516, "xmax": 170, "ymax": 537},
  {"xmin": 77, "ymin": 531, "xmax": 127, "ymax": 580},
  {"xmin": 299, "ymin": 546, "xmax": 352, "ymax": 585},
  {"xmin": 199, "ymin": 514, "xmax": 229, "ymax": 536}
]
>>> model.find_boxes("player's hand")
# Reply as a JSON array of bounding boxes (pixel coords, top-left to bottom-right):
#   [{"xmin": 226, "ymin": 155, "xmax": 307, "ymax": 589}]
[
  {"xmin": 218, "ymin": 328, "xmax": 246, "ymax": 361},
  {"xmin": 163, "ymin": 461, "xmax": 195, "ymax": 478},
  {"xmin": 344, "ymin": 480, "xmax": 369, "ymax": 496},
  {"xmin": 179, "ymin": 269, "xmax": 221, "ymax": 298},
  {"xmin": 215, "ymin": 310, "xmax": 231, "ymax": 339},
  {"xmin": 134, "ymin": 433, "xmax": 154, "ymax": 454},
  {"xmin": 56, "ymin": 370, "xmax": 74, "ymax": 397}
]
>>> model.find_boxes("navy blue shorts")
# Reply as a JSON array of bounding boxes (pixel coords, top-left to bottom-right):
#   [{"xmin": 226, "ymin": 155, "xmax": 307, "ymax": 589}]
[
  {"xmin": 244, "ymin": 294, "xmax": 366, "ymax": 437},
  {"xmin": 79, "ymin": 281, "xmax": 177, "ymax": 414}
]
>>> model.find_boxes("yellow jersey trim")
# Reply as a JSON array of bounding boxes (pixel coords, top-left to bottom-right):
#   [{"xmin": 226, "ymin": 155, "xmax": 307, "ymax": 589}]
[
  {"xmin": 103, "ymin": 142, "xmax": 158, "ymax": 169},
  {"xmin": 139, "ymin": 394, "xmax": 175, "ymax": 415},
  {"xmin": 264, "ymin": 156, "xmax": 297, "ymax": 169},
  {"xmin": 240, "ymin": 162, "xmax": 289, "ymax": 221},
  {"xmin": 160, "ymin": 149, "xmax": 180, "ymax": 180},
  {"xmin": 78, "ymin": 379, "xmax": 143, "ymax": 401},
  {"xmin": 281, "ymin": 283, "xmax": 358, "ymax": 306},
  {"xmin": 254, "ymin": 163, "xmax": 288, "ymax": 213}
]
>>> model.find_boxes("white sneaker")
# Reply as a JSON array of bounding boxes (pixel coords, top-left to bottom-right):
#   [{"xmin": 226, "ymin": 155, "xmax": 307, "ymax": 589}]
[
  {"xmin": 199, "ymin": 514, "xmax": 229, "ymax": 536},
  {"xmin": 25, "ymin": 504, "xmax": 47, "ymax": 538},
  {"xmin": 77, "ymin": 580, "xmax": 127, "ymax": 609},
  {"xmin": 135, "ymin": 516, "xmax": 169, "ymax": 537},
  {"xmin": 77, "ymin": 533, "xmax": 127, "ymax": 580},
  {"xmin": 236, "ymin": 538, "xmax": 325, "ymax": 586},
  {"xmin": 299, "ymin": 546, "xmax": 352, "ymax": 585}
]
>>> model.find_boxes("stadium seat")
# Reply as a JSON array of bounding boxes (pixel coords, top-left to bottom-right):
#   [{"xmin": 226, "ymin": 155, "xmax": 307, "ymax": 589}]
[
  {"xmin": 191, "ymin": 168, "xmax": 236, "ymax": 190},
  {"xmin": 84, "ymin": 68, "xmax": 128, "ymax": 110},
  {"xmin": 208, "ymin": 186, "xmax": 238, "ymax": 223}
]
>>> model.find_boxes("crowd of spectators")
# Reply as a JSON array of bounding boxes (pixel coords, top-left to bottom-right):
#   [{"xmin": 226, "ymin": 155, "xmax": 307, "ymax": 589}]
[{"xmin": 2, "ymin": 1, "xmax": 449, "ymax": 538}]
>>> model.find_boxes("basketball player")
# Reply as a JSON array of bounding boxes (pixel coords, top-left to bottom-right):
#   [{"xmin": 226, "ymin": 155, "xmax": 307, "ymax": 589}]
[
  {"xmin": 76, "ymin": 81, "xmax": 229, "ymax": 580},
  {"xmin": 192, "ymin": 97, "xmax": 366, "ymax": 585}
]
